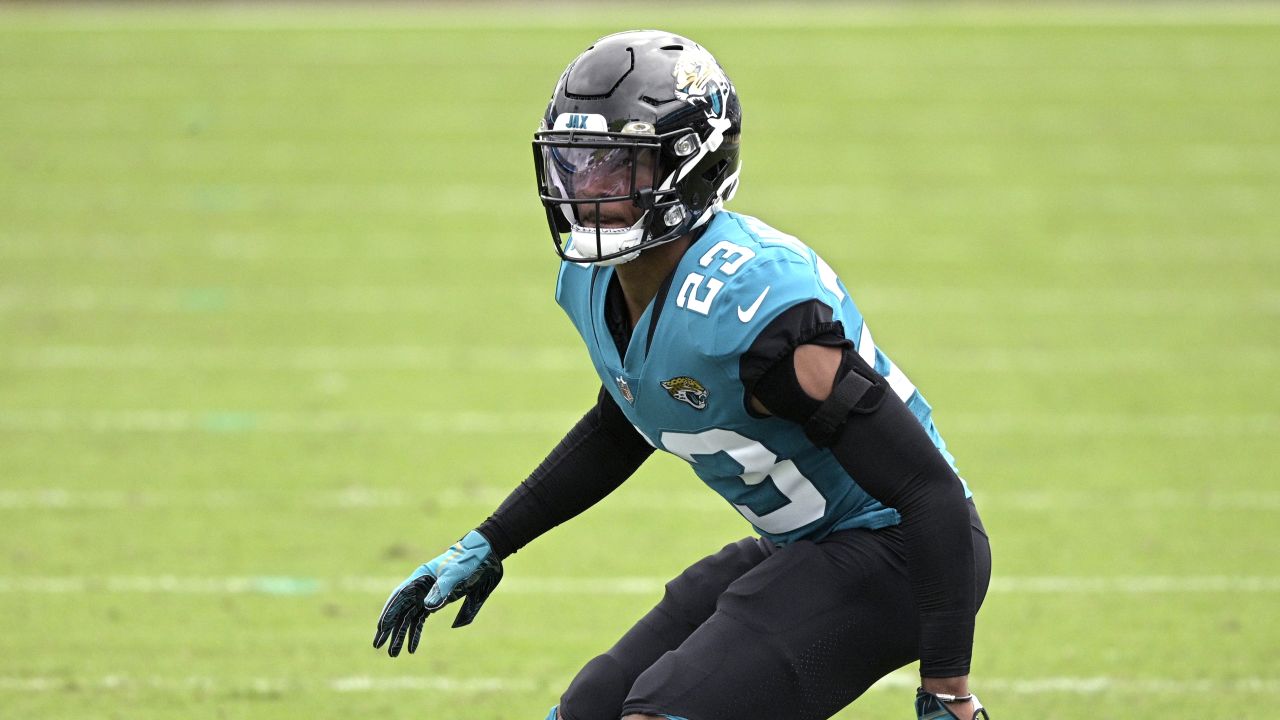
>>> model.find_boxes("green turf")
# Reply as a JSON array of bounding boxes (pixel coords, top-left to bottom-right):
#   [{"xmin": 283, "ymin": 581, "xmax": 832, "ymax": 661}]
[{"xmin": 1, "ymin": 3, "xmax": 1278, "ymax": 718}]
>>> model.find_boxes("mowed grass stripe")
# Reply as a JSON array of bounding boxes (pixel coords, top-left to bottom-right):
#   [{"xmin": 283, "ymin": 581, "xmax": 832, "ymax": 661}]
[
  {"xmin": 8, "ymin": 184, "xmax": 1279, "ymax": 211},
  {"xmin": 5, "ymin": 344, "xmax": 1278, "ymax": 373},
  {"xmin": 0, "ymin": 409, "xmax": 1275, "ymax": 437},
  {"xmin": 2, "ymin": 575, "xmax": 1278, "ymax": 595},
  {"xmin": 1, "ymin": 286, "xmax": 1275, "ymax": 316},
  {"xmin": 1, "ymin": 672, "xmax": 1277, "ymax": 696},
  {"xmin": 4, "ymin": 3, "xmax": 1280, "ymax": 31},
  {"xmin": 0, "ymin": 674, "xmax": 538, "ymax": 694},
  {"xmin": 4, "ymin": 487, "xmax": 1278, "ymax": 512},
  {"xmin": 4, "ymin": 76, "xmax": 1276, "ymax": 106},
  {"xmin": 2, "ymin": 228, "xmax": 1279, "ymax": 258}
]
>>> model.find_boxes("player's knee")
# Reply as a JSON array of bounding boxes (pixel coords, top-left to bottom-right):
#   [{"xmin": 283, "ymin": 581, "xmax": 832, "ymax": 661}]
[{"xmin": 559, "ymin": 653, "xmax": 629, "ymax": 720}]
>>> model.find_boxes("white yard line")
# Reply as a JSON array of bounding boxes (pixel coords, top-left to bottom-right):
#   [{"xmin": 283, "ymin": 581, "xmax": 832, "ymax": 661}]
[
  {"xmin": 0, "ymin": 575, "xmax": 1277, "ymax": 596},
  {"xmin": 988, "ymin": 576, "xmax": 1280, "ymax": 593},
  {"xmin": 868, "ymin": 671, "xmax": 1280, "ymax": 695}
]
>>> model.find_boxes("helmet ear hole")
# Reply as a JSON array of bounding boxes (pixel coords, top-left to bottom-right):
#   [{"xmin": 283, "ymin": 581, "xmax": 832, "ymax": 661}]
[{"xmin": 701, "ymin": 159, "xmax": 729, "ymax": 184}]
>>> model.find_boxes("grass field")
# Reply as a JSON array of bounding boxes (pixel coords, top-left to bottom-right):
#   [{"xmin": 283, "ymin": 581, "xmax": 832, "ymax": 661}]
[{"xmin": 1, "ymin": 3, "xmax": 1278, "ymax": 718}]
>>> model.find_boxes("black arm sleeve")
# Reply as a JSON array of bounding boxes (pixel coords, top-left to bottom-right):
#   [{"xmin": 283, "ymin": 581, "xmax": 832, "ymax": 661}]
[
  {"xmin": 745, "ymin": 304, "xmax": 977, "ymax": 678},
  {"xmin": 476, "ymin": 386, "xmax": 655, "ymax": 560}
]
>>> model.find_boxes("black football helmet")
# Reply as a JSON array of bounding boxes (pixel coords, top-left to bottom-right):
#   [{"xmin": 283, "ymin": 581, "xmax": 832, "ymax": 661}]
[{"xmin": 533, "ymin": 30, "xmax": 742, "ymax": 265}]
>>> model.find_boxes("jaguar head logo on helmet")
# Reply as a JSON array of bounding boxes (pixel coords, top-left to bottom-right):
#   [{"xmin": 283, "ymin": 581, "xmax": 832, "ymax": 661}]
[{"xmin": 533, "ymin": 31, "xmax": 742, "ymax": 266}]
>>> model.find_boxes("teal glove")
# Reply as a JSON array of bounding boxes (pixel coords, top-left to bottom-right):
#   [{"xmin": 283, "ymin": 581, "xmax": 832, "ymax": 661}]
[
  {"xmin": 372, "ymin": 530, "xmax": 503, "ymax": 657},
  {"xmin": 916, "ymin": 688, "xmax": 989, "ymax": 720}
]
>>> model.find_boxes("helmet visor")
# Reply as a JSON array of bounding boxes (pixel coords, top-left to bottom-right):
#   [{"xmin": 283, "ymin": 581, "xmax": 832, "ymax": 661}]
[{"xmin": 537, "ymin": 138, "xmax": 659, "ymax": 227}]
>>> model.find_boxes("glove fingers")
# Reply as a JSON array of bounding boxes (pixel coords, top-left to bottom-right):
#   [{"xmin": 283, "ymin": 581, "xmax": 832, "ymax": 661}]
[
  {"xmin": 451, "ymin": 567, "xmax": 503, "ymax": 628},
  {"xmin": 451, "ymin": 594, "xmax": 484, "ymax": 628},
  {"xmin": 374, "ymin": 587, "xmax": 412, "ymax": 648},
  {"xmin": 375, "ymin": 609, "xmax": 404, "ymax": 650},
  {"xmin": 386, "ymin": 608, "xmax": 420, "ymax": 658},
  {"xmin": 373, "ymin": 594, "xmax": 405, "ymax": 649},
  {"xmin": 386, "ymin": 591, "xmax": 427, "ymax": 661},
  {"xmin": 406, "ymin": 613, "xmax": 428, "ymax": 654},
  {"xmin": 372, "ymin": 624, "xmax": 391, "ymax": 649},
  {"xmin": 378, "ymin": 575, "xmax": 437, "ymax": 654}
]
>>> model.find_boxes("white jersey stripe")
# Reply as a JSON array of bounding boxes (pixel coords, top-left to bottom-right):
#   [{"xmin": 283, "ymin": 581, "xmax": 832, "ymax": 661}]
[
  {"xmin": 857, "ymin": 321, "xmax": 915, "ymax": 401},
  {"xmin": 857, "ymin": 321, "xmax": 876, "ymax": 366},
  {"xmin": 884, "ymin": 363, "xmax": 918, "ymax": 401}
]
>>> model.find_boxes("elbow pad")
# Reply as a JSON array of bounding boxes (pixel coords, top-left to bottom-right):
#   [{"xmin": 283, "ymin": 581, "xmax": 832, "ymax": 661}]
[{"xmin": 753, "ymin": 343, "xmax": 889, "ymax": 446}]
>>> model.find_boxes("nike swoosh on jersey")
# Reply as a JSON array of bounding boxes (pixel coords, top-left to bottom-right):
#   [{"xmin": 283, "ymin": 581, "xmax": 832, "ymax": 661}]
[{"xmin": 737, "ymin": 286, "xmax": 771, "ymax": 323}]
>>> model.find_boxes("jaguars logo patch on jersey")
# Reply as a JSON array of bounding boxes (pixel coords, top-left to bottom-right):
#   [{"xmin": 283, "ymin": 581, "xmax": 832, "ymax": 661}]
[{"xmin": 661, "ymin": 376, "xmax": 708, "ymax": 410}]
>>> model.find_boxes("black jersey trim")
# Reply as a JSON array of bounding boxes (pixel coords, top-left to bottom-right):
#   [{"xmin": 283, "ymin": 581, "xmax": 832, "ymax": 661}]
[
  {"xmin": 644, "ymin": 270, "xmax": 677, "ymax": 356},
  {"xmin": 603, "ymin": 272, "xmax": 631, "ymax": 360}
]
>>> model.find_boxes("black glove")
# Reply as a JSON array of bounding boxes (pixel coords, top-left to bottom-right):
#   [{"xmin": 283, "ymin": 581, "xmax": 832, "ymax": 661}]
[{"xmin": 372, "ymin": 530, "xmax": 504, "ymax": 657}]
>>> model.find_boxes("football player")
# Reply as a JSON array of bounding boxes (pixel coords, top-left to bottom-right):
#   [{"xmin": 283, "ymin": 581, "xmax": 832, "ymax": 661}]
[{"xmin": 374, "ymin": 30, "xmax": 992, "ymax": 720}]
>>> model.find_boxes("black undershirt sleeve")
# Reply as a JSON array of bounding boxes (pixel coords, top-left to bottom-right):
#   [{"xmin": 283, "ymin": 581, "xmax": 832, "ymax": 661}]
[
  {"xmin": 476, "ymin": 386, "xmax": 655, "ymax": 560},
  {"xmin": 742, "ymin": 302, "xmax": 978, "ymax": 678}
]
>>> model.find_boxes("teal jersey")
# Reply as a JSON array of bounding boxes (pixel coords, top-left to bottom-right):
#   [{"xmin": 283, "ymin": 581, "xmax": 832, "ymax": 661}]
[{"xmin": 556, "ymin": 211, "xmax": 969, "ymax": 546}]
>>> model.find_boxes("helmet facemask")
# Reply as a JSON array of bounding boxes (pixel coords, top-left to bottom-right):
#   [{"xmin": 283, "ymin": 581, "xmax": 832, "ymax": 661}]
[{"xmin": 534, "ymin": 124, "xmax": 693, "ymax": 266}]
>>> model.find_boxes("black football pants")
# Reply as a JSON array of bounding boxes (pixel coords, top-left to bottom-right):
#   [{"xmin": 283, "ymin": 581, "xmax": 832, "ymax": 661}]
[{"xmin": 557, "ymin": 500, "xmax": 991, "ymax": 720}]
